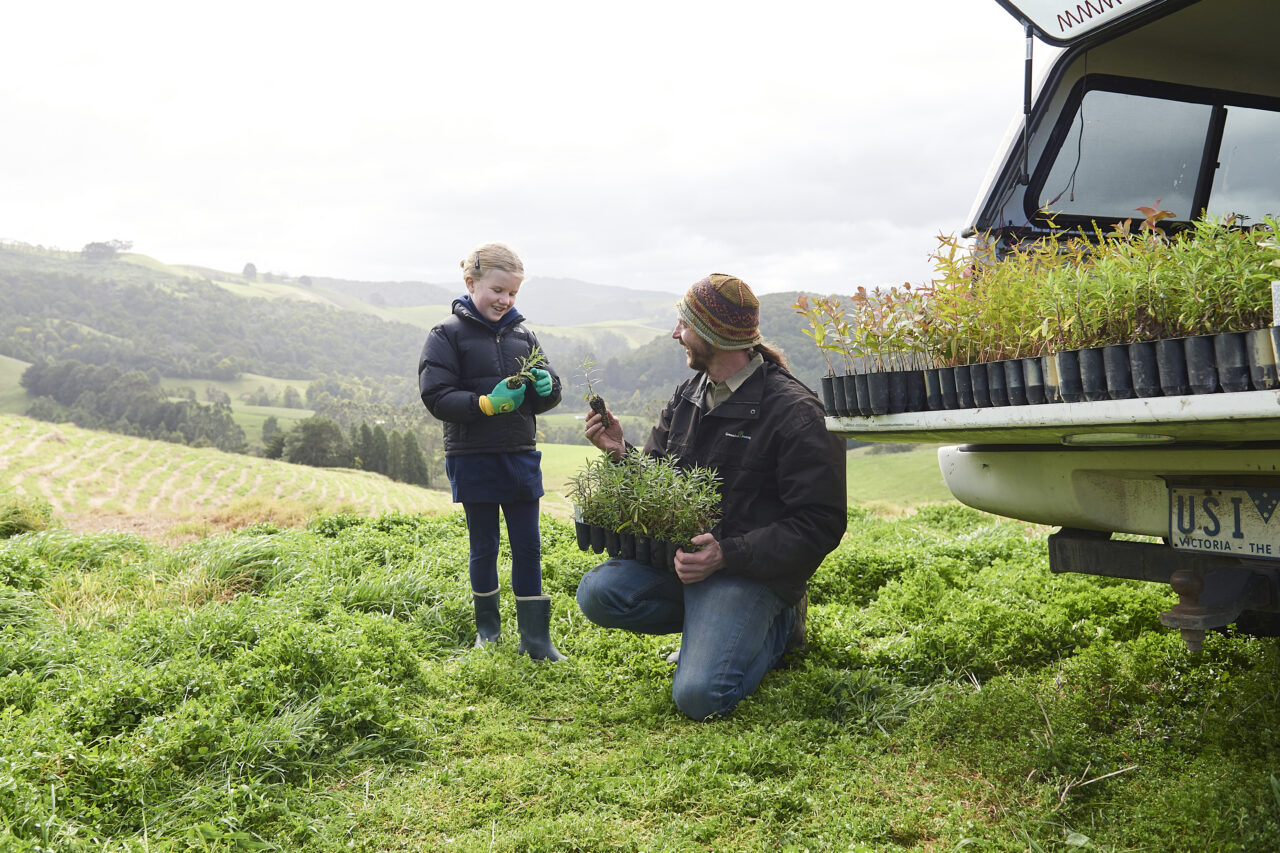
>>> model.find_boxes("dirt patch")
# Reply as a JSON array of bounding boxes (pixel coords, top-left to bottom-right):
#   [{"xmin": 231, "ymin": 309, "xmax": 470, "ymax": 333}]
[{"xmin": 60, "ymin": 509, "xmax": 307, "ymax": 546}]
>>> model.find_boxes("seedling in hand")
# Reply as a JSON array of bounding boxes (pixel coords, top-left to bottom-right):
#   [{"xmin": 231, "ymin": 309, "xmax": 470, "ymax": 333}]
[
  {"xmin": 579, "ymin": 357, "xmax": 612, "ymax": 429},
  {"xmin": 506, "ymin": 346, "xmax": 547, "ymax": 389}
]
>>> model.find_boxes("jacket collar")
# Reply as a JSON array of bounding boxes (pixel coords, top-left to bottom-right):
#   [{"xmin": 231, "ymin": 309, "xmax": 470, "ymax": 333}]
[
  {"xmin": 453, "ymin": 295, "xmax": 524, "ymax": 331},
  {"xmin": 683, "ymin": 360, "xmax": 769, "ymax": 420}
]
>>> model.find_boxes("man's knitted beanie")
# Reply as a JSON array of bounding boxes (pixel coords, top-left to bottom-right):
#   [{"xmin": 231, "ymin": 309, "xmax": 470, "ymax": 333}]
[{"xmin": 676, "ymin": 273, "xmax": 763, "ymax": 351}]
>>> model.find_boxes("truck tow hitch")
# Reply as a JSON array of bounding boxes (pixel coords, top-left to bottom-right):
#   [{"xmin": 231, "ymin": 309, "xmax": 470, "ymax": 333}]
[{"xmin": 1048, "ymin": 528, "xmax": 1278, "ymax": 651}]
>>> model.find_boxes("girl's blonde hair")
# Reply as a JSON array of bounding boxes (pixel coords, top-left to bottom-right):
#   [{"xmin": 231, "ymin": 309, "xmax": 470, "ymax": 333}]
[{"xmin": 461, "ymin": 242, "xmax": 524, "ymax": 281}]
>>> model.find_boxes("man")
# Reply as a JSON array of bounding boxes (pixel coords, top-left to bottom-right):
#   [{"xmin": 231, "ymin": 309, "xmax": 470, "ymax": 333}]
[{"xmin": 576, "ymin": 273, "xmax": 847, "ymax": 720}]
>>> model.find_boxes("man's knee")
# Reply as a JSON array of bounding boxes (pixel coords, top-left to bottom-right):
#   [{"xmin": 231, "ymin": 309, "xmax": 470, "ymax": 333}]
[
  {"xmin": 575, "ymin": 564, "xmax": 612, "ymax": 626},
  {"xmin": 672, "ymin": 677, "xmax": 741, "ymax": 722}
]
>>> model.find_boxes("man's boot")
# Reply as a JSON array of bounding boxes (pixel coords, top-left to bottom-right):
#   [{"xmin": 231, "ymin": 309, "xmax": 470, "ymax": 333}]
[
  {"xmin": 515, "ymin": 595, "xmax": 566, "ymax": 661},
  {"xmin": 473, "ymin": 588, "xmax": 501, "ymax": 648}
]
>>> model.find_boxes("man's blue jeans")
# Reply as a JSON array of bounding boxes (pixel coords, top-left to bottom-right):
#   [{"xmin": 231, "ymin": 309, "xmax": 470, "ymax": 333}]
[{"xmin": 576, "ymin": 559, "xmax": 797, "ymax": 721}]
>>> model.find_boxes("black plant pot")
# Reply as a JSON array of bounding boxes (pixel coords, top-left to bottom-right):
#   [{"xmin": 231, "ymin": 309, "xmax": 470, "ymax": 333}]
[
  {"xmin": 831, "ymin": 374, "xmax": 849, "ymax": 416},
  {"xmin": 842, "ymin": 374, "xmax": 860, "ymax": 417},
  {"xmin": 1002, "ymin": 359, "xmax": 1027, "ymax": 406},
  {"xmin": 635, "ymin": 534, "xmax": 652, "ymax": 566},
  {"xmin": 589, "ymin": 524, "xmax": 606, "ymax": 555},
  {"xmin": 605, "ymin": 528, "xmax": 621, "ymax": 557},
  {"xmin": 865, "ymin": 371, "xmax": 890, "ymax": 415},
  {"xmin": 887, "ymin": 371, "xmax": 909, "ymax": 414},
  {"xmin": 1042, "ymin": 355, "xmax": 1059, "ymax": 403},
  {"xmin": 1079, "ymin": 346, "xmax": 1108, "ymax": 402},
  {"xmin": 619, "ymin": 532, "xmax": 636, "ymax": 560},
  {"xmin": 1271, "ymin": 327, "xmax": 1280, "ymax": 385},
  {"xmin": 664, "ymin": 540, "xmax": 679, "ymax": 572},
  {"xmin": 1129, "ymin": 341, "xmax": 1161, "ymax": 398},
  {"xmin": 986, "ymin": 361, "xmax": 1008, "ymax": 406},
  {"xmin": 820, "ymin": 375, "xmax": 836, "ymax": 416},
  {"xmin": 952, "ymin": 364, "xmax": 974, "ymax": 409},
  {"xmin": 1103, "ymin": 344, "xmax": 1134, "ymax": 400},
  {"xmin": 1247, "ymin": 328, "xmax": 1279, "ymax": 390},
  {"xmin": 1023, "ymin": 357, "xmax": 1046, "ymax": 405},
  {"xmin": 1214, "ymin": 331, "xmax": 1249, "ymax": 392},
  {"xmin": 970, "ymin": 361, "xmax": 991, "ymax": 407},
  {"xmin": 1056, "ymin": 350, "xmax": 1084, "ymax": 403},
  {"xmin": 906, "ymin": 369, "xmax": 928, "ymax": 413},
  {"xmin": 854, "ymin": 373, "xmax": 872, "ymax": 416},
  {"xmin": 643, "ymin": 537, "xmax": 660, "ymax": 568},
  {"xmin": 924, "ymin": 368, "xmax": 943, "ymax": 411},
  {"xmin": 574, "ymin": 519, "xmax": 591, "ymax": 551},
  {"xmin": 1156, "ymin": 338, "xmax": 1191, "ymax": 396},
  {"xmin": 1185, "ymin": 334, "xmax": 1219, "ymax": 395},
  {"xmin": 938, "ymin": 366, "xmax": 958, "ymax": 410}
]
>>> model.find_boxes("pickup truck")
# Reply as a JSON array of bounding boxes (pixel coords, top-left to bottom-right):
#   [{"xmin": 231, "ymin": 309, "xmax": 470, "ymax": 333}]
[{"xmin": 830, "ymin": 0, "xmax": 1280, "ymax": 650}]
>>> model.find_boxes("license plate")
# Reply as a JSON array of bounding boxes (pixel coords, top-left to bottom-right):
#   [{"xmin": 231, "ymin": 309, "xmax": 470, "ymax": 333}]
[{"xmin": 1169, "ymin": 485, "xmax": 1280, "ymax": 561}]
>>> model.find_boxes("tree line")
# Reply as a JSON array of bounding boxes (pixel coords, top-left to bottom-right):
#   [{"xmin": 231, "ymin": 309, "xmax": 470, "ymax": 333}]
[
  {"xmin": 21, "ymin": 360, "xmax": 247, "ymax": 452},
  {"xmin": 262, "ymin": 416, "xmax": 432, "ymax": 487},
  {"xmin": 20, "ymin": 358, "xmax": 442, "ymax": 487}
]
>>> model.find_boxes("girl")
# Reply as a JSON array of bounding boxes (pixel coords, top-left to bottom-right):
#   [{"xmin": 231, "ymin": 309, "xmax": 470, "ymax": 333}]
[{"xmin": 417, "ymin": 242, "xmax": 565, "ymax": 660}]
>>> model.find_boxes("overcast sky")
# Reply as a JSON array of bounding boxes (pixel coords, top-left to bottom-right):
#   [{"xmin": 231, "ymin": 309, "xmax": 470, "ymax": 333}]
[{"xmin": 1, "ymin": 1, "xmax": 1051, "ymax": 295}]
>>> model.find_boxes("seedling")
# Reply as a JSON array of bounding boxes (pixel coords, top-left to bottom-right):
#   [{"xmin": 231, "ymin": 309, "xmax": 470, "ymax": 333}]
[
  {"xmin": 567, "ymin": 449, "xmax": 721, "ymax": 549},
  {"xmin": 505, "ymin": 346, "xmax": 547, "ymax": 389},
  {"xmin": 578, "ymin": 357, "xmax": 612, "ymax": 429}
]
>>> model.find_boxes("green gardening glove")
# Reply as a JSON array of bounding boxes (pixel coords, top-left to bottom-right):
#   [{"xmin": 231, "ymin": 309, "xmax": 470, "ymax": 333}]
[
  {"xmin": 479, "ymin": 379, "xmax": 526, "ymax": 415},
  {"xmin": 530, "ymin": 367, "xmax": 553, "ymax": 397}
]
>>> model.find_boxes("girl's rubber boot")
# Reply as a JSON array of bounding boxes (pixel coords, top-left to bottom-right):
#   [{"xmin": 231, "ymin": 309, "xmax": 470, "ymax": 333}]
[
  {"xmin": 515, "ymin": 595, "xmax": 566, "ymax": 661},
  {"xmin": 473, "ymin": 589, "xmax": 501, "ymax": 648}
]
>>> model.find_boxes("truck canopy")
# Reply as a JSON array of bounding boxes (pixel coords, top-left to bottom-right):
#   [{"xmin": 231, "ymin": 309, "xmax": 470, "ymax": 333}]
[
  {"xmin": 968, "ymin": 0, "xmax": 1280, "ymax": 240},
  {"xmin": 994, "ymin": 0, "xmax": 1195, "ymax": 46}
]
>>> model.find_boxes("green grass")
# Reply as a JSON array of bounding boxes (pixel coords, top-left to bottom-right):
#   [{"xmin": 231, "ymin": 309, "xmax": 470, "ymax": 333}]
[
  {"xmin": 1, "ymin": 503, "xmax": 1275, "ymax": 851},
  {"xmin": 230, "ymin": 406, "xmax": 314, "ymax": 449},
  {"xmin": 0, "ymin": 354, "xmax": 31, "ymax": 414},
  {"xmin": 161, "ymin": 371, "xmax": 312, "ymax": 404},
  {"xmin": 846, "ymin": 444, "xmax": 954, "ymax": 509}
]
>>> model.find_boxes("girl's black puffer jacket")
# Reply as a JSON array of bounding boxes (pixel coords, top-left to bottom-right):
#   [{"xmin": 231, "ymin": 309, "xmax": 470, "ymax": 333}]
[{"xmin": 418, "ymin": 299, "xmax": 562, "ymax": 457}]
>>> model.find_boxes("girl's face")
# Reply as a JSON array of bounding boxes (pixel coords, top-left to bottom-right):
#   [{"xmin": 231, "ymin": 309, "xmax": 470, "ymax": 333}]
[{"xmin": 465, "ymin": 269, "xmax": 522, "ymax": 323}]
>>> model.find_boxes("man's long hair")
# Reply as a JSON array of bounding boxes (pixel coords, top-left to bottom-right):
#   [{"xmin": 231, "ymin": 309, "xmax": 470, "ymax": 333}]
[{"xmin": 753, "ymin": 341, "xmax": 788, "ymax": 369}]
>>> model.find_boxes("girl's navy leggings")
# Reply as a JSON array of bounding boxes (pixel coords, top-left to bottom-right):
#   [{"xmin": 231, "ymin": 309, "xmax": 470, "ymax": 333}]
[{"xmin": 462, "ymin": 500, "xmax": 542, "ymax": 596}]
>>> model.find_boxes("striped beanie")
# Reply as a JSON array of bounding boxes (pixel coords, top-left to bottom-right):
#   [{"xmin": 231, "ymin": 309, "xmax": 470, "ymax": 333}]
[{"xmin": 676, "ymin": 273, "xmax": 762, "ymax": 351}]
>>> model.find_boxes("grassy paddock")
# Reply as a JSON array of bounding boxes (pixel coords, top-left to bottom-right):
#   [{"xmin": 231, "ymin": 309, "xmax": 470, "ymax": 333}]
[
  {"xmin": 0, "ymin": 414, "xmax": 450, "ymax": 539},
  {"xmin": 0, "ymin": 503, "xmax": 1276, "ymax": 851}
]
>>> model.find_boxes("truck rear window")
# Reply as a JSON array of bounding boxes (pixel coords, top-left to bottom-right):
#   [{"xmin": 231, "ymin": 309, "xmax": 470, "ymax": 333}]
[{"xmin": 1033, "ymin": 74, "xmax": 1280, "ymax": 226}]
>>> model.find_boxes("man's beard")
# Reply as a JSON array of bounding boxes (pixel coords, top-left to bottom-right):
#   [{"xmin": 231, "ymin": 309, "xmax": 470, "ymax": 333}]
[{"xmin": 683, "ymin": 334, "xmax": 714, "ymax": 373}]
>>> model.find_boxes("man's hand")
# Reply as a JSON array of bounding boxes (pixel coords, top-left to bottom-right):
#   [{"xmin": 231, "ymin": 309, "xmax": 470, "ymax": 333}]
[
  {"xmin": 674, "ymin": 533, "xmax": 724, "ymax": 584},
  {"xmin": 584, "ymin": 408, "xmax": 625, "ymax": 460}
]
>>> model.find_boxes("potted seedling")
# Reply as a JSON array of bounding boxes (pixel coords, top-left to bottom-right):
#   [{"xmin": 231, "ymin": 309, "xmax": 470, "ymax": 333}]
[
  {"xmin": 568, "ymin": 449, "xmax": 721, "ymax": 570},
  {"xmin": 794, "ymin": 295, "xmax": 839, "ymax": 414}
]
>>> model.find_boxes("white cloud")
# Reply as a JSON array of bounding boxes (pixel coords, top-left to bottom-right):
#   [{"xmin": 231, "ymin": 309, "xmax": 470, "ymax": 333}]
[{"xmin": 0, "ymin": 0, "xmax": 1047, "ymax": 295}]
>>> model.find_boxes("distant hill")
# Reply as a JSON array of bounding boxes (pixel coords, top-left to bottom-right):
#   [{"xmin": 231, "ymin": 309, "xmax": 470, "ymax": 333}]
[{"xmin": 0, "ymin": 241, "xmax": 835, "ymax": 414}]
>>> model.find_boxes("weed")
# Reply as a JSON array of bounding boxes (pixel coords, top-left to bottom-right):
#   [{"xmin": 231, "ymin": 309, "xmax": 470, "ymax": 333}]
[{"xmin": 0, "ymin": 495, "xmax": 53, "ymax": 539}]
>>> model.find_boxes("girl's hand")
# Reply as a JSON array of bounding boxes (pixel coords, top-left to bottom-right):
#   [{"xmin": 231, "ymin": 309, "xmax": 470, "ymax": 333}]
[
  {"xmin": 530, "ymin": 368, "xmax": 553, "ymax": 397},
  {"xmin": 584, "ymin": 409, "xmax": 625, "ymax": 460},
  {"xmin": 480, "ymin": 379, "xmax": 525, "ymax": 414}
]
